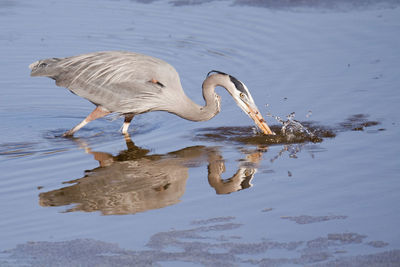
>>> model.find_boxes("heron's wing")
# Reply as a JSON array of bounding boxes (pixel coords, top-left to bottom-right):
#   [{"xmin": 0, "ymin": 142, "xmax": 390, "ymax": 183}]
[{"xmin": 32, "ymin": 51, "xmax": 182, "ymax": 113}]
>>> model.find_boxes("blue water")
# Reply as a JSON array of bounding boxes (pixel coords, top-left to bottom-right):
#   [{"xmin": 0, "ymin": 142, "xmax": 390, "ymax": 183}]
[{"xmin": 1, "ymin": 0, "xmax": 399, "ymax": 266}]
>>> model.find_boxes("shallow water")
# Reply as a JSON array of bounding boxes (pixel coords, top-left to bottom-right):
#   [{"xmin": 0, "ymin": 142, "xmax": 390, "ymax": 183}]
[{"xmin": 1, "ymin": 0, "xmax": 400, "ymax": 266}]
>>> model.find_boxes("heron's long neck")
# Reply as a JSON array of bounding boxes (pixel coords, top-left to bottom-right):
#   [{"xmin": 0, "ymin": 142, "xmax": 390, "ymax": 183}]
[{"xmin": 170, "ymin": 76, "xmax": 222, "ymax": 122}]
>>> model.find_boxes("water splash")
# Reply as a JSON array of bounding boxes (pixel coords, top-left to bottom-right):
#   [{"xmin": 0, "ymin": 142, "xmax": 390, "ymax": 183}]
[{"xmin": 267, "ymin": 112, "xmax": 315, "ymax": 140}]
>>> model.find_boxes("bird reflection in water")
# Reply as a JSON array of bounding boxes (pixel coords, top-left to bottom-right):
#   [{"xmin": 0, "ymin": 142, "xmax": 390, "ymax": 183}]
[{"xmin": 39, "ymin": 135, "xmax": 264, "ymax": 215}]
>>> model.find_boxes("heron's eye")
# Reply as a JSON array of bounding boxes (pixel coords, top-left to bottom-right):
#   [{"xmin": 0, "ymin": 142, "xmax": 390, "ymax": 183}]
[{"xmin": 239, "ymin": 92, "xmax": 245, "ymax": 99}]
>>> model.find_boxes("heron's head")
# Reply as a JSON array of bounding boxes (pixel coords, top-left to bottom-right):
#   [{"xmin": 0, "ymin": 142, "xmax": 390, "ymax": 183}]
[{"xmin": 207, "ymin": 70, "xmax": 275, "ymax": 135}]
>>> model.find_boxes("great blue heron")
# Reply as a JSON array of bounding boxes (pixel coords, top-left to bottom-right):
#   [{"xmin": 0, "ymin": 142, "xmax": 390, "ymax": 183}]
[{"xmin": 29, "ymin": 51, "xmax": 274, "ymax": 136}]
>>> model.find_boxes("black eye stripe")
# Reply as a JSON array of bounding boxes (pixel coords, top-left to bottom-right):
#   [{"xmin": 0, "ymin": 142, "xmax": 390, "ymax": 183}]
[{"xmin": 229, "ymin": 75, "xmax": 248, "ymax": 97}]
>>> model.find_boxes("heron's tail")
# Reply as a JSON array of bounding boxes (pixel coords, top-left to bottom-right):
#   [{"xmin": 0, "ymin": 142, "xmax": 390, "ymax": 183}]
[{"xmin": 29, "ymin": 58, "xmax": 62, "ymax": 77}]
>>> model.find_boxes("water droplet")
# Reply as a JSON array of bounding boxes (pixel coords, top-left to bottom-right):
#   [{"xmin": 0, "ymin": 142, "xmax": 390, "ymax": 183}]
[{"xmin": 267, "ymin": 112, "xmax": 315, "ymax": 139}]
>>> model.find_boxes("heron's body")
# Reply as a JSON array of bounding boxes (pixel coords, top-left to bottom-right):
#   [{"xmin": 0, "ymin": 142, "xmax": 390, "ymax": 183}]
[{"xmin": 30, "ymin": 51, "xmax": 273, "ymax": 136}]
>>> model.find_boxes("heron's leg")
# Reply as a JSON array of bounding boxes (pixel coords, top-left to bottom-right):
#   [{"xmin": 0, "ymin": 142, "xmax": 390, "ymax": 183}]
[
  {"xmin": 63, "ymin": 106, "xmax": 110, "ymax": 137},
  {"xmin": 122, "ymin": 114, "xmax": 134, "ymax": 134}
]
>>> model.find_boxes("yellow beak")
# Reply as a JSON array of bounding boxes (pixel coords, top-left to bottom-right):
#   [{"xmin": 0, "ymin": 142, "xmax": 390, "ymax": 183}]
[{"xmin": 246, "ymin": 103, "xmax": 275, "ymax": 135}]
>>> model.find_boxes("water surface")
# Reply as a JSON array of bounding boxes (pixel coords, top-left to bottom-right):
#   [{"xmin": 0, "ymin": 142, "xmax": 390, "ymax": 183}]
[{"xmin": 1, "ymin": 0, "xmax": 400, "ymax": 266}]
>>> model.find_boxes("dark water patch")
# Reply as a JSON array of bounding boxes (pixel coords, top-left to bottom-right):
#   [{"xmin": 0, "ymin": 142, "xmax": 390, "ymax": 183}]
[
  {"xmin": 336, "ymin": 114, "xmax": 382, "ymax": 132},
  {"xmin": 233, "ymin": 0, "xmax": 400, "ymax": 10},
  {"xmin": 194, "ymin": 114, "xmax": 382, "ymax": 146},
  {"xmin": 2, "ymin": 217, "xmax": 397, "ymax": 266},
  {"xmin": 128, "ymin": 0, "xmax": 400, "ymax": 10},
  {"xmin": 326, "ymin": 233, "xmax": 366, "ymax": 244},
  {"xmin": 191, "ymin": 216, "xmax": 236, "ymax": 225},
  {"xmin": 0, "ymin": 0, "xmax": 16, "ymax": 9},
  {"xmin": 194, "ymin": 122, "xmax": 335, "ymax": 145},
  {"xmin": 261, "ymin": 208, "xmax": 273, "ymax": 212},
  {"xmin": 313, "ymin": 250, "xmax": 400, "ymax": 267},
  {"xmin": 170, "ymin": 0, "xmax": 217, "ymax": 6},
  {"xmin": 304, "ymin": 233, "xmax": 367, "ymax": 256},
  {"xmin": 367, "ymin": 241, "xmax": 389, "ymax": 248},
  {"xmin": 131, "ymin": 0, "xmax": 158, "ymax": 3},
  {"xmin": 0, "ymin": 0, "xmax": 19, "ymax": 16},
  {"xmin": 281, "ymin": 215, "xmax": 348, "ymax": 224}
]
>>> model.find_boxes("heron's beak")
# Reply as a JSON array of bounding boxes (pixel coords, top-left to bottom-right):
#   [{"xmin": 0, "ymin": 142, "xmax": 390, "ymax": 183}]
[
  {"xmin": 244, "ymin": 102, "xmax": 275, "ymax": 135},
  {"xmin": 223, "ymin": 73, "xmax": 275, "ymax": 135}
]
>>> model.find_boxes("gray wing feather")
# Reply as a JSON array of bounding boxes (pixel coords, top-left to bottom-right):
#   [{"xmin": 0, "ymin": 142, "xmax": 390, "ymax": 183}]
[{"xmin": 30, "ymin": 51, "xmax": 183, "ymax": 114}]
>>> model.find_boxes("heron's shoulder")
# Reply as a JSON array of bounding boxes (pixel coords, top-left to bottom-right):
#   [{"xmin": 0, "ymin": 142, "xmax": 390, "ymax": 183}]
[
  {"xmin": 74, "ymin": 51, "xmax": 175, "ymax": 68},
  {"xmin": 56, "ymin": 51, "xmax": 179, "ymax": 88},
  {"xmin": 59, "ymin": 51, "xmax": 173, "ymax": 68}
]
